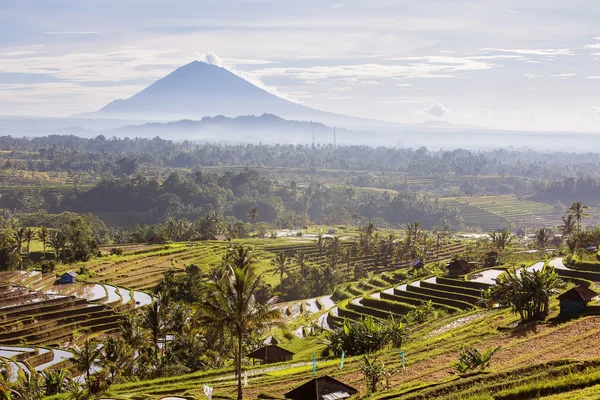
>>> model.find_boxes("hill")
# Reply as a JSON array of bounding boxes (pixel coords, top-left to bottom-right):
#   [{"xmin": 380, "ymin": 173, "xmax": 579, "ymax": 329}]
[{"xmin": 87, "ymin": 61, "xmax": 388, "ymax": 128}]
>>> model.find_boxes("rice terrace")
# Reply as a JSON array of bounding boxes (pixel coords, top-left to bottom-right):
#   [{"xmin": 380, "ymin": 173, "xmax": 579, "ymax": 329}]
[{"xmin": 4, "ymin": 1, "xmax": 600, "ymax": 399}]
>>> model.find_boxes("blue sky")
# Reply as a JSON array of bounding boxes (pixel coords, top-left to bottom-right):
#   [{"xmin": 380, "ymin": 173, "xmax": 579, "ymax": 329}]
[{"xmin": 1, "ymin": 0, "xmax": 600, "ymax": 131}]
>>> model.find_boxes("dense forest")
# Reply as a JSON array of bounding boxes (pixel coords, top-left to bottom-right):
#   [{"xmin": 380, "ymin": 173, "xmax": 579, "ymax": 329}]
[{"xmin": 2, "ymin": 135, "xmax": 600, "ymax": 180}]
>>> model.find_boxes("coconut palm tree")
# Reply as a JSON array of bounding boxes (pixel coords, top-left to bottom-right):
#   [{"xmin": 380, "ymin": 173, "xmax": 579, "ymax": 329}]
[
  {"xmin": 13, "ymin": 227, "xmax": 25, "ymax": 256},
  {"xmin": 70, "ymin": 340, "xmax": 101, "ymax": 386},
  {"xmin": 315, "ymin": 234, "xmax": 327, "ymax": 256},
  {"xmin": 490, "ymin": 229, "xmax": 512, "ymax": 251},
  {"xmin": 271, "ymin": 251, "xmax": 291, "ymax": 292},
  {"xmin": 196, "ymin": 245, "xmax": 282, "ymax": 400},
  {"xmin": 534, "ymin": 227, "xmax": 552, "ymax": 249},
  {"xmin": 22, "ymin": 228, "xmax": 35, "ymax": 255},
  {"xmin": 37, "ymin": 227, "xmax": 50, "ymax": 259},
  {"xmin": 294, "ymin": 250, "xmax": 310, "ymax": 278},
  {"xmin": 568, "ymin": 201, "xmax": 589, "ymax": 232},
  {"xmin": 144, "ymin": 298, "xmax": 166, "ymax": 362},
  {"xmin": 120, "ymin": 314, "xmax": 147, "ymax": 351},
  {"xmin": 49, "ymin": 231, "xmax": 68, "ymax": 262},
  {"xmin": 327, "ymin": 236, "xmax": 343, "ymax": 270},
  {"xmin": 558, "ymin": 214, "xmax": 577, "ymax": 239},
  {"xmin": 247, "ymin": 206, "xmax": 259, "ymax": 223},
  {"xmin": 406, "ymin": 222, "xmax": 422, "ymax": 244}
]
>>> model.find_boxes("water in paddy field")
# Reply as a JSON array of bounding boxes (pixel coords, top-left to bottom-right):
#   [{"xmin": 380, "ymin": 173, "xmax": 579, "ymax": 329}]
[
  {"xmin": 469, "ymin": 269, "xmax": 505, "ymax": 285},
  {"xmin": 319, "ymin": 295, "xmax": 335, "ymax": 309},
  {"xmin": 103, "ymin": 285, "xmax": 122, "ymax": 304},
  {"xmin": 305, "ymin": 298, "xmax": 320, "ymax": 313},
  {"xmin": 47, "ymin": 283, "xmax": 107, "ymax": 301},
  {"xmin": 132, "ymin": 291, "xmax": 153, "ymax": 307},
  {"xmin": 118, "ymin": 287, "xmax": 132, "ymax": 304},
  {"xmin": 35, "ymin": 348, "xmax": 72, "ymax": 372}
]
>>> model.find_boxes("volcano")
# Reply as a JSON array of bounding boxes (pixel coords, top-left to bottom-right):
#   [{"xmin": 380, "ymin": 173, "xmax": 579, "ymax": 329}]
[{"xmin": 90, "ymin": 61, "xmax": 374, "ymax": 126}]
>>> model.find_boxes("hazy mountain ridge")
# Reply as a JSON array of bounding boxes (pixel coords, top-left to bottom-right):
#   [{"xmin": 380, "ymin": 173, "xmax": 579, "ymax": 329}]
[{"xmin": 87, "ymin": 61, "xmax": 388, "ymax": 129}]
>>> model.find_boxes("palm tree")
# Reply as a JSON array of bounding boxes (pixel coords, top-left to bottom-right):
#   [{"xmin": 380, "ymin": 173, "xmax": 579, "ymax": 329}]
[
  {"xmin": 41, "ymin": 368, "xmax": 70, "ymax": 396},
  {"xmin": 13, "ymin": 227, "xmax": 25, "ymax": 256},
  {"xmin": 271, "ymin": 251, "xmax": 291, "ymax": 292},
  {"xmin": 406, "ymin": 222, "xmax": 422, "ymax": 244},
  {"xmin": 23, "ymin": 228, "xmax": 35, "ymax": 255},
  {"xmin": 70, "ymin": 340, "xmax": 101, "ymax": 385},
  {"xmin": 38, "ymin": 227, "xmax": 50, "ymax": 259},
  {"xmin": 568, "ymin": 201, "xmax": 589, "ymax": 232},
  {"xmin": 315, "ymin": 234, "xmax": 327, "ymax": 256},
  {"xmin": 196, "ymin": 245, "xmax": 282, "ymax": 400},
  {"xmin": 120, "ymin": 314, "xmax": 147, "ymax": 351},
  {"xmin": 247, "ymin": 206, "xmax": 259, "ymax": 223},
  {"xmin": 294, "ymin": 250, "xmax": 310, "ymax": 278},
  {"xmin": 327, "ymin": 237, "xmax": 343, "ymax": 270},
  {"xmin": 144, "ymin": 299, "xmax": 165, "ymax": 362},
  {"xmin": 534, "ymin": 227, "xmax": 552, "ymax": 249},
  {"xmin": 558, "ymin": 214, "xmax": 577, "ymax": 239},
  {"xmin": 49, "ymin": 231, "xmax": 68, "ymax": 262},
  {"xmin": 490, "ymin": 229, "xmax": 512, "ymax": 251}
]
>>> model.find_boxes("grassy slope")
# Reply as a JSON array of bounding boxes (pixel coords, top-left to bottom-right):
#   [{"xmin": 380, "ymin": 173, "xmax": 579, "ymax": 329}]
[{"xmin": 94, "ymin": 299, "xmax": 600, "ymax": 400}]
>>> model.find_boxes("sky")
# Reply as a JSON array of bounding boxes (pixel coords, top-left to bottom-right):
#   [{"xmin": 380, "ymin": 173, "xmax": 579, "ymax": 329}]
[{"xmin": 1, "ymin": 0, "xmax": 600, "ymax": 132}]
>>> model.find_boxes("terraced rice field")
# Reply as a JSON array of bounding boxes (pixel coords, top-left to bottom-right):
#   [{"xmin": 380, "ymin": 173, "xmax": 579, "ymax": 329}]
[{"xmin": 439, "ymin": 195, "xmax": 574, "ymax": 231}]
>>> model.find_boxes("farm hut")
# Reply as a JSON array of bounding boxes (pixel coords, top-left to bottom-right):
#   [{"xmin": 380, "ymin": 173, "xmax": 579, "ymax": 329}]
[
  {"xmin": 285, "ymin": 375, "xmax": 358, "ymax": 400},
  {"xmin": 412, "ymin": 259, "xmax": 424, "ymax": 270},
  {"xmin": 447, "ymin": 259, "xmax": 476, "ymax": 276},
  {"xmin": 328, "ymin": 228, "xmax": 336, "ymax": 234},
  {"xmin": 558, "ymin": 285, "xmax": 598, "ymax": 317},
  {"xmin": 247, "ymin": 345, "xmax": 294, "ymax": 364},
  {"xmin": 60, "ymin": 271, "xmax": 78, "ymax": 284}
]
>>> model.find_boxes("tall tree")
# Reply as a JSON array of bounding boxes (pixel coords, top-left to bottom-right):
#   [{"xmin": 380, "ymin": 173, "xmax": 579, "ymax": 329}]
[
  {"xmin": 294, "ymin": 250, "xmax": 310, "ymax": 278},
  {"xmin": 37, "ymin": 227, "xmax": 50, "ymax": 259},
  {"xmin": 49, "ymin": 231, "xmax": 68, "ymax": 262},
  {"xmin": 568, "ymin": 201, "xmax": 589, "ymax": 232},
  {"xmin": 490, "ymin": 229, "xmax": 512, "ymax": 251},
  {"xmin": 327, "ymin": 236, "xmax": 343, "ymax": 270},
  {"xmin": 247, "ymin": 206, "xmax": 259, "ymax": 223},
  {"xmin": 271, "ymin": 251, "xmax": 291, "ymax": 292},
  {"xmin": 23, "ymin": 228, "xmax": 35, "ymax": 255},
  {"xmin": 534, "ymin": 227, "xmax": 552, "ymax": 249},
  {"xmin": 70, "ymin": 339, "xmax": 101, "ymax": 386},
  {"xmin": 196, "ymin": 246, "xmax": 282, "ymax": 400},
  {"xmin": 558, "ymin": 214, "xmax": 577, "ymax": 239}
]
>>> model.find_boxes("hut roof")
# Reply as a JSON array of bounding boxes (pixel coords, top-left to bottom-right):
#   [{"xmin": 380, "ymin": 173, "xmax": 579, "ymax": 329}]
[
  {"xmin": 448, "ymin": 259, "xmax": 475, "ymax": 273},
  {"xmin": 412, "ymin": 259, "xmax": 424, "ymax": 267},
  {"xmin": 284, "ymin": 376, "xmax": 358, "ymax": 400},
  {"xmin": 558, "ymin": 285, "xmax": 598, "ymax": 302},
  {"xmin": 62, "ymin": 271, "xmax": 79, "ymax": 278},
  {"xmin": 247, "ymin": 345, "xmax": 294, "ymax": 360}
]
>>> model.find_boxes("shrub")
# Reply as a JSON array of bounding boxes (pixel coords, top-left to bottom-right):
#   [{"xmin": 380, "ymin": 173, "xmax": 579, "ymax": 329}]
[
  {"xmin": 454, "ymin": 346, "xmax": 500, "ymax": 374},
  {"xmin": 110, "ymin": 248, "xmax": 124, "ymax": 256},
  {"xmin": 360, "ymin": 354, "xmax": 387, "ymax": 394}
]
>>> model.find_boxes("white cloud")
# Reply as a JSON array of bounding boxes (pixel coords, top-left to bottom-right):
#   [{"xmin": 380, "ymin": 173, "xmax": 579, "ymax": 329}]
[
  {"xmin": 584, "ymin": 43, "xmax": 600, "ymax": 49},
  {"xmin": 482, "ymin": 109, "xmax": 492, "ymax": 118},
  {"xmin": 581, "ymin": 107, "xmax": 600, "ymax": 120},
  {"xmin": 330, "ymin": 4, "xmax": 347, "ymax": 8},
  {"xmin": 481, "ymin": 48, "xmax": 572, "ymax": 56},
  {"xmin": 522, "ymin": 112, "xmax": 536, "ymax": 124},
  {"xmin": 44, "ymin": 31, "xmax": 98, "ymax": 35},
  {"xmin": 551, "ymin": 73, "xmax": 575, "ymax": 77},
  {"xmin": 587, "ymin": 76, "xmax": 600, "ymax": 79},
  {"xmin": 424, "ymin": 102, "xmax": 449, "ymax": 117},
  {"xmin": 199, "ymin": 51, "xmax": 223, "ymax": 66},
  {"xmin": 524, "ymin": 73, "xmax": 544, "ymax": 78}
]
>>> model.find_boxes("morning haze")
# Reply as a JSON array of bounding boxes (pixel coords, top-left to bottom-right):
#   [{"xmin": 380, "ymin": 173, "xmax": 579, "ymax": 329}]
[{"xmin": 2, "ymin": 1, "xmax": 600, "ymax": 400}]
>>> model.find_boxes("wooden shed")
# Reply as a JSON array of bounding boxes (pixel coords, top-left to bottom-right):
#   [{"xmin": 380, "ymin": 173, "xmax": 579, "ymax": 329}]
[
  {"xmin": 285, "ymin": 375, "xmax": 358, "ymax": 400},
  {"xmin": 59, "ymin": 271, "xmax": 78, "ymax": 284},
  {"xmin": 558, "ymin": 285, "xmax": 598, "ymax": 317},
  {"xmin": 412, "ymin": 260, "xmax": 424, "ymax": 270},
  {"xmin": 447, "ymin": 259, "xmax": 476, "ymax": 276},
  {"xmin": 247, "ymin": 345, "xmax": 294, "ymax": 364}
]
